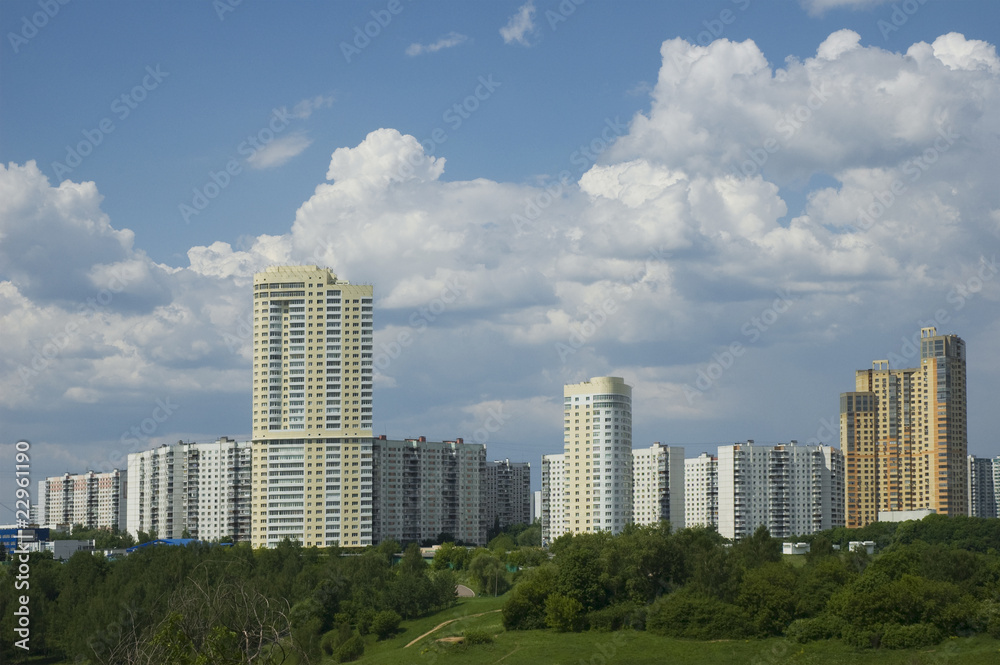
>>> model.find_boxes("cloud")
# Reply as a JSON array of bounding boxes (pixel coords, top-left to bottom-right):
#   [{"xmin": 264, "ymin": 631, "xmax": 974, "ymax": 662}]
[
  {"xmin": 406, "ymin": 32, "xmax": 469, "ymax": 56},
  {"xmin": 800, "ymin": 0, "xmax": 892, "ymax": 16},
  {"xmin": 290, "ymin": 95, "xmax": 334, "ymax": 119},
  {"xmin": 500, "ymin": 1, "xmax": 537, "ymax": 46},
  {"xmin": 2, "ymin": 30, "xmax": 1000, "ymax": 487},
  {"xmin": 245, "ymin": 132, "xmax": 313, "ymax": 169}
]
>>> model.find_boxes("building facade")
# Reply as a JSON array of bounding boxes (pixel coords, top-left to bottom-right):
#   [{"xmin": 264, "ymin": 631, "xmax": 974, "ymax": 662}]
[
  {"xmin": 370, "ymin": 436, "xmax": 486, "ymax": 545},
  {"xmin": 842, "ymin": 327, "xmax": 968, "ymax": 527},
  {"xmin": 631, "ymin": 443, "xmax": 685, "ymax": 529},
  {"xmin": 483, "ymin": 459, "xmax": 531, "ymax": 530},
  {"xmin": 127, "ymin": 437, "xmax": 251, "ymax": 541},
  {"xmin": 540, "ymin": 454, "xmax": 565, "ymax": 545},
  {"xmin": 968, "ymin": 455, "xmax": 999, "ymax": 518},
  {"xmin": 684, "ymin": 452, "xmax": 718, "ymax": 528},
  {"xmin": 717, "ymin": 441, "xmax": 844, "ymax": 541},
  {"xmin": 184, "ymin": 437, "xmax": 252, "ymax": 541},
  {"xmin": 563, "ymin": 377, "xmax": 633, "ymax": 535},
  {"xmin": 40, "ymin": 470, "xmax": 126, "ymax": 532},
  {"xmin": 251, "ymin": 266, "xmax": 374, "ymax": 548}
]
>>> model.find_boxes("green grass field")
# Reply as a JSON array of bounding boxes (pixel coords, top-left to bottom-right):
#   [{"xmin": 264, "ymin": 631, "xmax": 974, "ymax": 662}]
[{"xmin": 356, "ymin": 597, "xmax": 1000, "ymax": 665}]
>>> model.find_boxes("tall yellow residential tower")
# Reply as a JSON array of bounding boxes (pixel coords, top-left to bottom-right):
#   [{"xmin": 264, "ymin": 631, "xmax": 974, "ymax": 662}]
[
  {"xmin": 563, "ymin": 376, "xmax": 633, "ymax": 535},
  {"xmin": 842, "ymin": 327, "xmax": 967, "ymax": 527},
  {"xmin": 251, "ymin": 266, "xmax": 373, "ymax": 548}
]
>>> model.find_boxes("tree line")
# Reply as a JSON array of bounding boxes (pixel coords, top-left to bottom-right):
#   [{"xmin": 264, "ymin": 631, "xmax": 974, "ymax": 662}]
[
  {"xmin": 0, "ymin": 538, "xmax": 455, "ymax": 664},
  {"xmin": 500, "ymin": 515, "xmax": 1000, "ymax": 649}
]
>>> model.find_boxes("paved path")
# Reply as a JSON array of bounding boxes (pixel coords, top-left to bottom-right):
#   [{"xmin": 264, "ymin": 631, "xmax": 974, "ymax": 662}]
[{"xmin": 403, "ymin": 610, "xmax": 501, "ymax": 648}]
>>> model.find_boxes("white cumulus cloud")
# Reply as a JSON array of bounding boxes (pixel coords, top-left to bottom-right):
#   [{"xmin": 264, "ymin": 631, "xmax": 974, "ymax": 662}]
[
  {"xmin": 406, "ymin": 32, "xmax": 469, "ymax": 56},
  {"xmin": 500, "ymin": 1, "xmax": 537, "ymax": 46},
  {"xmin": 246, "ymin": 132, "xmax": 313, "ymax": 169}
]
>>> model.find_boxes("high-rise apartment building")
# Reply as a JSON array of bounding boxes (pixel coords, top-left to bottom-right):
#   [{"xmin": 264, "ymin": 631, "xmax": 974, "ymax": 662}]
[
  {"xmin": 631, "ymin": 443, "xmax": 685, "ymax": 529},
  {"xmin": 40, "ymin": 470, "xmax": 126, "ymax": 531},
  {"xmin": 842, "ymin": 327, "xmax": 967, "ymax": 527},
  {"xmin": 251, "ymin": 266, "xmax": 374, "ymax": 548},
  {"xmin": 184, "ymin": 437, "xmax": 252, "ymax": 541},
  {"xmin": 968, "ymin": 455, "xmax": 999, "ymax": 518},
  {"xmin": 684, "ymin": 452, "xmax": 718, "ymax": 528},
  {"xmin": 541, "ymin": 453, "xmax": 565, "ymax": 545},
  {"xmin": 127, "ymin": 437, "xmax": 251, "ymax": 541},
  {"xmin": 483, "ymin": 459, "xmax": 532, "ymax": 530},
  {"xmin": 717, "ymin": 440, "xmax": 844, "ymax": 540},
  {"xmin": 127, "ymin": 444, "xmax": 183, "ymax": 538},
  {"xmin": 370, "ymin": 436, "xmax": 486, "ymax": 545},
  {"xmin": 563, "ymin": 376, "xmax": 633, "ymax": 535}
]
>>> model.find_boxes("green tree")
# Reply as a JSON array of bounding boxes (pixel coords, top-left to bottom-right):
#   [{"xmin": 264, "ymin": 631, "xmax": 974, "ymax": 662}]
[
  {"xmin": 501, "ymin": 563, "xmax": 556, "ymax": 630},
  {"xmin": 544, "ymin": 593, "xmax": 584, "ymax": 632},
  {"xmin": 370, "ymin": 610, "xmax": 401, "ymax": 640},
  {"xmin": 432, "ymin": 542, "xmax": 470, "ymax": 570},
  {"xmin": 647, "ymin": 588, "xmax": 748, "ymax": 640},
  {"xmin": 469, "ymin": 551, "xmax": 509, "ymax": 596},
  {"xmin": 516, "ymin": 522, "xmax": 541, "ymax": 547},
  {"xmin": 554, "ymin": 539, "xmax": 607, "ymax": 610},
  {"xmin": 730, "ymin": 525, "xmax": 781, "ymax": 570},
  {"xmin": 487, "ymin": 532, "xmax": 516, "ymax": 554},
  {"xmin": 398, "ymin": 542, "xmax": 425, "ymax": 577},
  {"xmin": 736, "ymin": 561, "xmax": 799, "ymax": 637}
]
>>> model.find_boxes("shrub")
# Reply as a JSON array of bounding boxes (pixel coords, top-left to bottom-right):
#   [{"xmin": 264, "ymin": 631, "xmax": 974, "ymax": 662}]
[
  {"xmin": 370, "ymin": 609, "xmax": 401, "ymax": 640},
  {"xmin": 501, "ymin": 564, "xmax": 556, "ymax": 630},
  {"xmin": 335, "ymin": 634, "xmax": 365, "ymax": 663},
  {"xmin": 646, "ymin": 590, "xmax": 748, "ymax": 640},
  {"xmin": 786, "ymin": 615, "xmax": 845, "ymax": 643},
  {"xmin": 840, "ymin": 623, "xmax": 883, "ymax": 649},
  {"xmin": 545, "ymin": 593, "xmax": 585, "ymax": 632},
  {"xmin": 320, "ymin": 624, "xmax": 353, "ymax": 657},
  {"xmin": 355, "ymin": 607, "xmax": 376, "ymax": 635},
  {"xmin": 463, "ymin": 629, "xmax": 495, "ymax": 645},
  {"xmin": 586, "ymin": 602, "xmax": 645, "ymax": 631},
  {"xmin": 880, "ymin": 623, "xmax": 944, "ymax": 649}
]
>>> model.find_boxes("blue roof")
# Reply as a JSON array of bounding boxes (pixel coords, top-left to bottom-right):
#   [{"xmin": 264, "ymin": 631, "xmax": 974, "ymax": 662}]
[{"xmin": 126, "ymin": 538, "xmax": 200, "ymax": 553}]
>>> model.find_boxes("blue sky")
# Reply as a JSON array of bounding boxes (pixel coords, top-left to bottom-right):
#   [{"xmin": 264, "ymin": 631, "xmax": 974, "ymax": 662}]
[{"xmin": 2, "ymin": 0, "xmax": 999, "ymax": 520}]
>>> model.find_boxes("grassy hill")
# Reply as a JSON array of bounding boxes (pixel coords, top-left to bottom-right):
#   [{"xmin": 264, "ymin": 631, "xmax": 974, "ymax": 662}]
[{"xmin": 355, "ymin": 596, "xmax": 1000, "ymax": 665}]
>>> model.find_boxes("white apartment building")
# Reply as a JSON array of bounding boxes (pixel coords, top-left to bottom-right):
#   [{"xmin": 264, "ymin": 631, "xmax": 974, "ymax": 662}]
[
  {"xmin": 717, "ymin": 440, "xmax": 845, "ymax": 541},
  {"xmin": 39, "ymin": 470, "xmax": 126, "ymax": 531},
  {"xmin": 185, "ymin": 437, "xmax": 252, "ymax": 541},
  {"xmin": 127, "ymin": 444, "xmax": 184, "ymax": 538},
  {"xmin": 685, "ymin": 452, "xmax": 718, "ymax": 528},
  {"xmin": 250, "ymin": 266, "xmax": 374, "ymax": 548},
  {"xmin": 631, "ymin": 443, "xmax": 685, "ymax": 529},
  {"xmin": 563, "ymin": 377, "xmax": 633, "ymax": 535},
  {"xmin": 371, "ymin": 436, "xmax": 486, "ymax": 545},
  {"xmin": 127, "ymin": 437, "xmax": 251, "ymax": 541},
  {"xmin": 484, "ymin": 459, "xmax": 531, "ymax": 530},
  {"xmin": 541, "ymin": 454, "xmax": 565, "ymax": 545}
]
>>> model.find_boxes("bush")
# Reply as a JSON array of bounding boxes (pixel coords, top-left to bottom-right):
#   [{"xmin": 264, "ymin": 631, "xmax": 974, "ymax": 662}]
[
  {"xmin": 355, "ymin": 607, "xmax": 377, "ymax": 635},
  {"xmin": 319, "ymin": 624, "xmax": 353, "ymax": 657},
  {"xmin": 982, "ymin": 600, "xmax": 1000, "ymax": 639},
  {"xmin": 880, "ymin": 623, "xmax": 944, "ymax": 649},
  {"xmin": 545, "ymin": 593, "xmax": 585, "ymax": 632},
  {"xmin": 463, "ymin": 629, "xmax": 495, "ymax": 645},
  {"xmin": 335, "ymin": 634, "xmax": 365, "ymax": 663},
  {"xmin": 646, "ymin": 590, "xmax": 748, "ymax": 640},
  {"xmin": 840, "ymin": 623, "xmax": 883, "ymax": 649},
  {"xmin": 586, "ymin": 602, "xmax": 645, "ymax": 631},
  {"xmin": 786, "ymin": 615, "xmax": 845, "ymax": 643},
  {"xmin": 501, "ymin": 564, "xmax": 556, "ymax": 630},
  {"xmin": 370, "ymin": 609, "xmax": 401, "ymax": 640}
]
